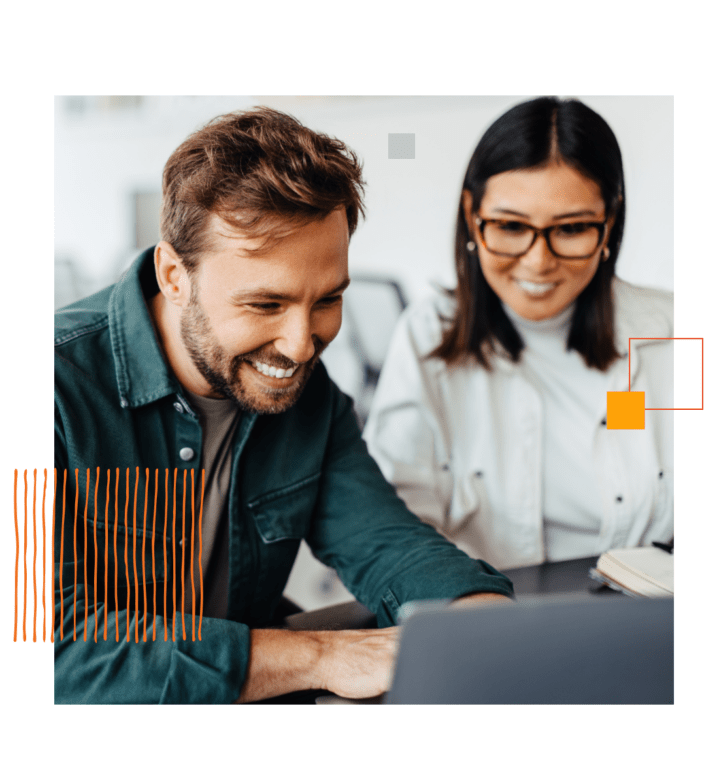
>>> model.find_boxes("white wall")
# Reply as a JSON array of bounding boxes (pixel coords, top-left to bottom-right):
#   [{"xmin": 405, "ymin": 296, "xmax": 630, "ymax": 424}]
[{"xmin": 55, "ymin": 95, "xmax": 673, "ymax": 304}]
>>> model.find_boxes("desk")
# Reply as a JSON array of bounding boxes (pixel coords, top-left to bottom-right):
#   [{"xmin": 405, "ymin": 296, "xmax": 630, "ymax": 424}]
[{"xmin": 284, "ymin": 555, "xmax": 612, "ymax": 632}]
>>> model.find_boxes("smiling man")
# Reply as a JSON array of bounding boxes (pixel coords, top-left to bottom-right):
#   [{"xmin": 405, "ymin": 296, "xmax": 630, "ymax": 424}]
[{"xmin": 53, "ymin": 108, "xmax": 513, "ymax": 704}]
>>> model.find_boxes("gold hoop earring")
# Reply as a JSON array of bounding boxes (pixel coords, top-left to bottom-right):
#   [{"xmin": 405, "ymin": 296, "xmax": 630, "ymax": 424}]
[{"xmin": 602, "ymin": 247, "xmax": 610, "ymax": 261}]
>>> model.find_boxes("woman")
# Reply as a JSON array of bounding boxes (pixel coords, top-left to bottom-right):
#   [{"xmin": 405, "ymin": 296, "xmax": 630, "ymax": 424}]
[{"xmin": 363, "ymin": 97, "xmax": 673, "ymax": 569}]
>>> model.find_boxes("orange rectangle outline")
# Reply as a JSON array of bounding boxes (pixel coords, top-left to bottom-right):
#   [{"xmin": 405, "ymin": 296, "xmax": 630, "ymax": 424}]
[{"xmin": 628, "ymin": 337, "xmax": 703, "ymax": 410}]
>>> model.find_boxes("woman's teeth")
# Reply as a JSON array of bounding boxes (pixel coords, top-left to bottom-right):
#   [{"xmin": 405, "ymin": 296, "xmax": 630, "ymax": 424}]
[
  {"xmin": 515, "ymin": 279, "xmax": 557, "ymax": 296},
  {"xmin": 252, "ymin": 361, "xmax": 298, "ymax": 379}
]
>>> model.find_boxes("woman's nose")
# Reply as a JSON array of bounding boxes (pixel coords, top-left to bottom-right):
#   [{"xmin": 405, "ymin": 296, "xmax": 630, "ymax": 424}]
[{"xmin": 520, "ymin": 233, "xmax": 557, "ymax": 272}]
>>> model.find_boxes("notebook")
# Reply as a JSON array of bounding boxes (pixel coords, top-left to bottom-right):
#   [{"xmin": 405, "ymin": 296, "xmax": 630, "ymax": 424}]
[{"xmin": 589, "ymin": 546, "xmax": 673, "ymax": 598}]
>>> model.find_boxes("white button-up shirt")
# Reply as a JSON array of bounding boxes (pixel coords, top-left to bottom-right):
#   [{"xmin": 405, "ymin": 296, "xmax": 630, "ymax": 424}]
[{"xmin": 363, "ymin": 279, "xmax": 674, "ymax": 569}]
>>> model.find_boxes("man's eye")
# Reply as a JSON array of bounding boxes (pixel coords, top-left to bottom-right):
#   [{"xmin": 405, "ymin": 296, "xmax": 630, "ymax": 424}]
[
  {"xmin": 319, "ymin": 295, "xmax": 343, "ymax": 306},
  {"xmin": 250, "ymin": 303, "xmax": 281, "ymax": 311}
]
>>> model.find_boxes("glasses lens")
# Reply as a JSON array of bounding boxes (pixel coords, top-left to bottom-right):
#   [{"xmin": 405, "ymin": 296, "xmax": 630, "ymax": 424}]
[
  {"xmin": 548, "ymin": 223, "xmax": 602, "ymax": 258},
  {"xmin": 483, "ymin": 221, "xmax": 535, "ymax": 256}
]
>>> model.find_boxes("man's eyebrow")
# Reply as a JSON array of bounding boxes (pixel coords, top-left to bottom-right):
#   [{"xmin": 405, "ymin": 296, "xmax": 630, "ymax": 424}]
[{"xmin": 229, "ymin": 277, "xmax": 351, "ymax": 303}]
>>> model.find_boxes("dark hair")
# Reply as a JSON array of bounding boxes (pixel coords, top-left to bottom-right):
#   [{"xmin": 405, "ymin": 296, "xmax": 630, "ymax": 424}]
[
  {"xmin": 160, "ymin": 106, "xmax": 366, "ymax": 272},
  {"xmin": 433, "ymin": 96, "xmax": 625, "ymax": 371}
]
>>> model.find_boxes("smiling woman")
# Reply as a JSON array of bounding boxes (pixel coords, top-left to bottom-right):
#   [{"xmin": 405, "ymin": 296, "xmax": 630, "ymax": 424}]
[{"xmin": 364, "ymin": 96, "xmax": 674, "ymax": 569}]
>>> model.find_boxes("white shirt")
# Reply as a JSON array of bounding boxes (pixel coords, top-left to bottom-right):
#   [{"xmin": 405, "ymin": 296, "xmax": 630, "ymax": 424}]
[{"xmin": 363, "ymin": 279, "xmax": 674, "ymax": 569}]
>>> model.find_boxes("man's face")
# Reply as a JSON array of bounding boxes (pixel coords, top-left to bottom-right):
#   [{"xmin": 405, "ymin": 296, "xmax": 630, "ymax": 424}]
[{"xmin": 179, "ymin": 209, "xmax": 350, "ymax": 414}]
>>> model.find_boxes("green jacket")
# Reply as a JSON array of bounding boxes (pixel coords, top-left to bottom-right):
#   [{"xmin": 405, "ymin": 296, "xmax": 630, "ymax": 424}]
[{"xmin": 54, "ymin": 247, "xmax": 513, "ymax": 704}]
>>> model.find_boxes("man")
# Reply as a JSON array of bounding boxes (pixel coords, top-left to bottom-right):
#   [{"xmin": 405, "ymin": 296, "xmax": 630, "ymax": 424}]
[{"xmin": 54, "ymin": 107, "xmax": 513, "ymax": 704}]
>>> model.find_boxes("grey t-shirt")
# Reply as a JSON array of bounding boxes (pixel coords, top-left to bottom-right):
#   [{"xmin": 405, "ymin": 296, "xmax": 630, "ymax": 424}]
[{"xmin": 182, "ymin": 391, "xmax": 242, "ymax": 620}]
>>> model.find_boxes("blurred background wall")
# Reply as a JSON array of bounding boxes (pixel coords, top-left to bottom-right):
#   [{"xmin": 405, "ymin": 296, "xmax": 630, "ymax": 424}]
[{"xmin": 55, "ymin": 95, "xmax": 673, "ymax": 609}]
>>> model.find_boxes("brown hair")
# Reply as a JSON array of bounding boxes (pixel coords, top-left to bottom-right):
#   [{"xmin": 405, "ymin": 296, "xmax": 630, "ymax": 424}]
[
  {"xmin": 434, "ymin": 97, "xmax": 624, "ymax": 372},
  {"xmin": 160, "ymin": 106, "xmax": 366, "ymax": 271}
]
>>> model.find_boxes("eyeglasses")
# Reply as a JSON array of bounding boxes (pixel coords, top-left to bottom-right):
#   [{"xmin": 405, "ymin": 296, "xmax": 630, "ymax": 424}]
[{"xmin": 475, "ymin": 217, "xmax": 607, "ymax": 259}]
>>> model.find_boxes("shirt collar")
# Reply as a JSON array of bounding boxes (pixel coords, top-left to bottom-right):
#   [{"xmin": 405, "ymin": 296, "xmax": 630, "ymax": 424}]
[{"xmin": 108, "ymin": 246, "xmax": 182, "ymax": 409}]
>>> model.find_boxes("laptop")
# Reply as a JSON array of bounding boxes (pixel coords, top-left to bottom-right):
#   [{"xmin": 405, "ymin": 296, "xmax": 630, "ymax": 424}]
[{"xmin": 383, "ymin": 594, "xmax": 673, "ymax": 704}]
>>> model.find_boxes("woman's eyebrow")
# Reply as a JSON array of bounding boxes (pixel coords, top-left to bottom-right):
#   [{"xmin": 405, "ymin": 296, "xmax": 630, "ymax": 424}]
[
  {"xmin": 487, "ymin": 207, "xmax": 603, "ymax": 220},
  {"xmin": 551, "ymin": 209, "xmax": 604, "ymax": 220}
]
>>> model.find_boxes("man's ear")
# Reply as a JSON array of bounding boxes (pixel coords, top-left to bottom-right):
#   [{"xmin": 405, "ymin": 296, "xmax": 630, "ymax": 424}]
[{"xmin": 155, "ymin": 241, "xmax": 191, "ymax": 307}]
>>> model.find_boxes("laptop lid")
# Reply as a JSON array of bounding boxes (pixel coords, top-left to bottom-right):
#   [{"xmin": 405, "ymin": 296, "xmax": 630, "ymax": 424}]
[{"xmin": 386, "ymin": 595, "xmax": 673, "ymax": 704}]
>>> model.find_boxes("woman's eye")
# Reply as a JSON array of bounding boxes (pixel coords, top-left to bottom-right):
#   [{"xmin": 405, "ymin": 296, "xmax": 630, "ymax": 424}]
[
  {"xmin": 557, "ymin": 223, "xmax": 592, "ymax": 236},
  {"xmin": 497, "ymin": 221, "xmax": 529, "ymax": 234}
]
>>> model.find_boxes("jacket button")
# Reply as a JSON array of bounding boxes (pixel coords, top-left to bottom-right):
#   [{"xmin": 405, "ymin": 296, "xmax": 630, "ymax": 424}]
[
  {"xmin": 179, "ymin": 447, "xmax": 195, "ymax": 461},
  {"xmin": 173, "ymin": 402, "xmax": 183, "ymax": 413}
]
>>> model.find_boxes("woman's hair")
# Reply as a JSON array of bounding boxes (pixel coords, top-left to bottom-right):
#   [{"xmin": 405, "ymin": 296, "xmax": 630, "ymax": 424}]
[
  {"xmin": 433, "ymin": 96, "xmax": 626, "ymax": 371},
  {"xmin": 160, "ymin": 106, "xmax": 366, "ymax": 273}
]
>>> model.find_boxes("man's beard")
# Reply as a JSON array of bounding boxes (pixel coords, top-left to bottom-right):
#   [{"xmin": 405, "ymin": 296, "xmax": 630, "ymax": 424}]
[{"xmin": 179, "ymin": 283, "xmax": 325, "ymax": 414}]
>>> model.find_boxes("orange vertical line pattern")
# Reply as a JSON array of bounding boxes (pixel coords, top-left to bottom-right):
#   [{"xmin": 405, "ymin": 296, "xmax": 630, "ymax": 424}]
[
  {"xmin": 172, "ymin": 468, "xmax": 177, "ymax": 642},
  {"xmin": 142, "ymin": 468, "xmax": 149, "ymax": 642},
  {"xmin": 59, "ymin": 469, "xmax": 67, "ymax": 640},
  {"xmin": 93, "ymin": 468, "xmax": 99, "ymax": 642},
  {"xmin": 163, "ymin": 469, "xmax": 168, "ymax": 641},
  {"xmin": 152, "ymin": 468, "xmax": 158, "ymax": 641},
  {"xmin": 82, "ymin": 469, "xmax": 90, "ymax": 641},
  {"xmin": 113, "ymin": 469, "xmax": 119, "ymax": 641},
  {"xmin": 198, "ymin": 469, "xmax": 205, "ymax": 641},
  {"xmin": 51, "ymin": 469, "xmax": 56, "ymax": 643},
  {"xmin": 42, "ymin": 469, "xmax": 47, "ymax": 642},
  {"xmin": 83, "ymin": 468, "xmax": 90, "ymax": 641},
  {"xmin": 132, "ymin": 467, "xmax": 140, "ymax": 643},
  {"xmin": 190, "ymin": 468, "xmax": 196, "ymax": 641},
  {"xmin": 13, "ymin": 469, "xmax": 19, "ymax": 642},
  {"xmin": 32, "ymin": 469, "xmax": 37, "ymax": 642},
  {"xmin": 23, "ymin": 470, "xmax": 28, "ymax": 641},
  {"xmin": 104, "ymin": 470, "xmax": 109, "ymax": 641},
  {"xmin": 124, "ymin": 468, "xmax": 130, "ymax": 643},
  {"xmin": 181, "ymin": 469, "xmax": 187, "ymax": 641},
  {"xmin": 72, "ymin": 468, "xmax": 78, "ymax": 641}
]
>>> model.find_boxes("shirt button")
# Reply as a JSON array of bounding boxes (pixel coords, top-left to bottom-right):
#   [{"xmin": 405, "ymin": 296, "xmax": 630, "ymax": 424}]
[
  {"xmin": 179, "ymin": 447, "xmax": 195, "ymax": 461},
  {"xmin": 173, "ymin": 402, "xmax": 183, "ymax": 413}
]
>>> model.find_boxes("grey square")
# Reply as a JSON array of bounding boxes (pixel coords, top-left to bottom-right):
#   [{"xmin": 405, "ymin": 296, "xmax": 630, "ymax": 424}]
[{"xmin": 388, "ymin": 133, "xmax": 415, "ymax": 159}]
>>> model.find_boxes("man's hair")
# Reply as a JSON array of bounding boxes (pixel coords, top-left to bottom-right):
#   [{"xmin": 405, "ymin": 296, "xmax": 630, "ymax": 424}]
[
  {"xmin": 160, "ymin": 107, "xmax": 366, "ymax": 271},
  {"xmin": 434, "ymin": 96, "xmax": 626, "ymax": 372}
]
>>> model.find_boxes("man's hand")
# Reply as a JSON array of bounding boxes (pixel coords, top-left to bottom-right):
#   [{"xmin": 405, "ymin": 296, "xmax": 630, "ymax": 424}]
[
  {"xmin": 237, "ymin": 626, "xmax": 400, "ymax": 703},
  {"xmin": 317, "ymin": 627, "xmax": 399, "ymax": 699}
]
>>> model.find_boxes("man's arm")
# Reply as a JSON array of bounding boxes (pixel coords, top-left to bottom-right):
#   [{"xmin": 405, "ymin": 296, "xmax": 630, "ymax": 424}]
[{"xmin": 237, "ymin": 626, "xmax": 399, "ymax": 702}]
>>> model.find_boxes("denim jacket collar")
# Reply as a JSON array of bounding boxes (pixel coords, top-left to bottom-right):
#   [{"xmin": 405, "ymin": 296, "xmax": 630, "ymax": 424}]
[{"xmin": 108, "ymin": 246, "xmax": 181, "ymax": 409}]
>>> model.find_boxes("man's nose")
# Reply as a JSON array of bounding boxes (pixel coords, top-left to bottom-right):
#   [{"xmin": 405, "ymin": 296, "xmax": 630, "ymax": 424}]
[{"xmin": 274, "ymin": 310, "xmax": 316, "ymax": 364}]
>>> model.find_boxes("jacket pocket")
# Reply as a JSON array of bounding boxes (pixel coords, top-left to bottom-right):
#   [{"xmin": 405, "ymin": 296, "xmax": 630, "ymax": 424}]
[{"xmin": 247, "ymin": 472, "xmax": 321, "ymax": 543}]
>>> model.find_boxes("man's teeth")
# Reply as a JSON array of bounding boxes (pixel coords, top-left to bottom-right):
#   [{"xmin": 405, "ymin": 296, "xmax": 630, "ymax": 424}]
[
  {"xmin": 516, "ymin": 279, "xmax": 557, "ymax": 296},
  {"xmin": 252, "ymin": 361, "xmax": 298, "ymax": 379}
]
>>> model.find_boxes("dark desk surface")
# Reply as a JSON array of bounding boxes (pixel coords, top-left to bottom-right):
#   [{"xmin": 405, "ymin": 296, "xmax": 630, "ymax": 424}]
[
  {"xmin": 503, "ymin": 555, "xmax": 605, "ymax": 597},
  {"xmin": 285, "ymin": 556, "xmax": 612, "ymax": 632}
]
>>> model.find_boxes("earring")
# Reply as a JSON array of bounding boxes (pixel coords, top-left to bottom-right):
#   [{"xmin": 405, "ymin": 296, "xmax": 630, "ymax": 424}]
[
  {"xmin": 467, "ymin": 241, "xmax": 476, "ymax": 252},
  {"xmin": 602, "ymin": 246, "xmax": 610, "ymax": 261}
]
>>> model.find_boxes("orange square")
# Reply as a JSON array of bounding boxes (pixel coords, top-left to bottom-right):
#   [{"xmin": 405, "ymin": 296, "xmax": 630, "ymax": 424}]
[{"xmin": 606, "ymin": 391, "xmax": 645, "ymax": 429}]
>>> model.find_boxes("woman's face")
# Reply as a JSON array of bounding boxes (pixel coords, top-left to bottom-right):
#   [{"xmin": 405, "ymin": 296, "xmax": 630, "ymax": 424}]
[{"xmin": 464, "ymin": 161, "xmax": 612, "ymax": 321}]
